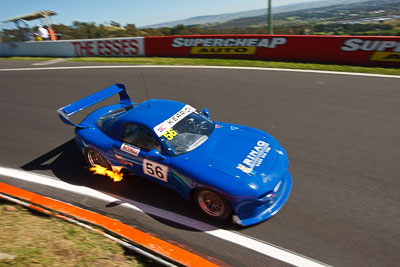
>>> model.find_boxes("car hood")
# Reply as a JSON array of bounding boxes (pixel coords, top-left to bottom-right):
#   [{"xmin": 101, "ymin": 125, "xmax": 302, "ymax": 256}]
[{"xmin": 173, "ymin": 122, "xmax": 289, "ymax": 191}]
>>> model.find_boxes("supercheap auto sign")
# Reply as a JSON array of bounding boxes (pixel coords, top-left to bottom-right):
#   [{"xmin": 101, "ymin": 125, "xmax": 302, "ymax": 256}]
[
  {"xmin": 341, "ymin": 38, "xmax": 400, "ymax": 63},
  {"xmin": 171, "ymin": 37, "xmax": 287, "ymax": 55},
  {"xmin": 144, "ymin": 35, "xmax": 400, "ymax": 66},
  {"xmin": 145, "ymin": 35, "xmax": 289, "ymax": 59}
]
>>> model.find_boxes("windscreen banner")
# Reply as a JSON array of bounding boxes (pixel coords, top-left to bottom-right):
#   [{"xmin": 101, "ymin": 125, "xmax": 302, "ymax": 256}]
[{"xmin": 144, "ymin": 35, "xmax": 400, "ymax": 66}]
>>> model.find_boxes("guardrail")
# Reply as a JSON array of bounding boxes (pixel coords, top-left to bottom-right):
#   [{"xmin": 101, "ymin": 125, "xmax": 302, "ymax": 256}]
[
  {"xmin": 0, "ymin": 37, "xmax": 145, "ymax": 57},
  {"xmin": 1, "ymin": 35, "xmax": 399, "ymax": 66}
]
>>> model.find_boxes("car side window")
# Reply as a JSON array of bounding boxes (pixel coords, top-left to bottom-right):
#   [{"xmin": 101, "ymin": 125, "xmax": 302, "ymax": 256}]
[{"xmin": 123, "ymin": 124, "xmax": 161, "ymax": 151}]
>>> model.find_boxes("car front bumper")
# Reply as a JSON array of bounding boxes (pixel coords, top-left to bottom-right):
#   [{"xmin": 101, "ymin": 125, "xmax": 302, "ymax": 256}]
[{"xmin": 232, "ymin": 170, "xmax": 292, "ymax": 226}]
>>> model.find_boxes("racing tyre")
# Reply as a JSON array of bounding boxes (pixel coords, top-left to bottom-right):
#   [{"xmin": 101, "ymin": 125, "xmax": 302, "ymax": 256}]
[
  {"xmin": 84, "ymin": 148, "xmax": 111, "ymax": 170},
  {"xmin": 194, "ymin": 188, "xmax": 232, "ymax": 221}
]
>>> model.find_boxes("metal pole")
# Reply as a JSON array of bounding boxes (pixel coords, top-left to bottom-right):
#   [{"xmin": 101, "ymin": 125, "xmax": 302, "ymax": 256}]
[{"xmin": 268, "ymin": 0, "xmax": 273, "ymax": 34}]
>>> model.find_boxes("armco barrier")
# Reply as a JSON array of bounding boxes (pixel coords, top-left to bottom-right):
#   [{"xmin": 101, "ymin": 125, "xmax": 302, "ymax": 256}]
[
  {"xmin": 145, "ymin": 35, "xmax": 400, "ymax": 67},
  {"xmin": 0, "ymin": 37, "xmax": 145, "ymax": 57},
  {"xmin": 1, "ymin": 34, "xmax": 399, "ymax": 66}
]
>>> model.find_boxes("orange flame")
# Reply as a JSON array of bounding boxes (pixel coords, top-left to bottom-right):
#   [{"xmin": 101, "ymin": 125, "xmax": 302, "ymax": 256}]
[{"xmin": 89, "ymin": 165, "xmax": 123, "ymax": 182}]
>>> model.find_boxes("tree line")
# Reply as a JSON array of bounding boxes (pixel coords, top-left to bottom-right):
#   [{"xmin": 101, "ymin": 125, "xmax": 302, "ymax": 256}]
[{"xmin": 1, "ymin": 20, "xmax": 398, "ymax": 42}]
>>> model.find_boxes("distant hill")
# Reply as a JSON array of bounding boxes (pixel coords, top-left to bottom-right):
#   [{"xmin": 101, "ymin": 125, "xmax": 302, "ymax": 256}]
[
  {"xmin": 208, "ymin": 0, "xmax": 399, "ymax": 29},
  {"xmin": 142, "ymin": 9, "xmax": 266, "ymax": 28},
  {"xmin": 142, "ymin": 0, "xmax": 369, "ymax": 28}
]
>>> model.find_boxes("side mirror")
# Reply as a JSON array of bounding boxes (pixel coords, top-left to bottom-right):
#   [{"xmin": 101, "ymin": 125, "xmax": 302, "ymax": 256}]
[
  {"xmin": 203, "ymin": 108, "xmax": 210, "ymax": 119},
  {"xmin": 147, "ymin": 149, "xmax": 166, "ymax": 161}
]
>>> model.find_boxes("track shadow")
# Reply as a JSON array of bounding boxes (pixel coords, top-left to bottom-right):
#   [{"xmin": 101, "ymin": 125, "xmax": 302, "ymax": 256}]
[
  {"xmin": 20, "ymin": 139, "xmax": 242, "ymax": 231},
  {"xmin": 21, "ymin": 139, "xmax": 87, "ymax": 184}
]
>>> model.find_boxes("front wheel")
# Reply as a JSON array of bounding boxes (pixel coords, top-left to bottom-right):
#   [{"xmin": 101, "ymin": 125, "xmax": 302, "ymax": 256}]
[
  {"xmin": 84, "ymin": 148, "xmax": 111, "ymax": 170},
  {"xmin": 193, "ymin": 188, "xmax": 232, "ymax": 221}
]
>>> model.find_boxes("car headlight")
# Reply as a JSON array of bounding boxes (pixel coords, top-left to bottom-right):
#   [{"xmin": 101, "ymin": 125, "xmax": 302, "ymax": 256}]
[{"xmin": 257, "ymin": 191, "xmax": 275, "ymax": 205}]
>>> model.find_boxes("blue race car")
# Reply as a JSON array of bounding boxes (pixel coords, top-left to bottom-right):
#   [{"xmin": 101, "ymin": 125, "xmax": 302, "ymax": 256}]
[{"xmin": 57, "ymin": 83, "xmax": 292, "ymax": 226}]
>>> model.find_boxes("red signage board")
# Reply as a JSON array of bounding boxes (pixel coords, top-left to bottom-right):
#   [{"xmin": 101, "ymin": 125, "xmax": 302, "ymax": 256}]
[{"xmin": 144, "ymin": 35, "xmax": 400, "ymax": 66}]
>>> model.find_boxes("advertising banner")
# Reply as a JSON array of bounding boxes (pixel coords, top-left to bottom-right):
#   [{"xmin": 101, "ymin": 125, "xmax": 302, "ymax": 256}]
[
  {"xmin": 144, "ymin": 35, "xmax": 400, "ymax": 66},
  {"xmin": 0, "ymin": 37, "xmax": 145, "ymax": 57}
]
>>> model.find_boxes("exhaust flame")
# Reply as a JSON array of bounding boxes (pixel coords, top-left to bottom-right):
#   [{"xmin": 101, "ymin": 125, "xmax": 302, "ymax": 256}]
[{"xmin": 90, "ymin": 165, "xmax": 123, "ymax": 182}]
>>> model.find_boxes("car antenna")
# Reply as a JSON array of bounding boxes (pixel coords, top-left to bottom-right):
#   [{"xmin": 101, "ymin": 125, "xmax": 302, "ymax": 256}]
[{"xmin": 140, "ymin": 71, "xmax": 151, "ymax": 108}]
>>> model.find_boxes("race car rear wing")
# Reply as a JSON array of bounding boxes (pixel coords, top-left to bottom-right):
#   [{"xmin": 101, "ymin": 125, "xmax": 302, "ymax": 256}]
[{"xmin": 57, "ymin": 83, "xmax": 132, "ymax": 127}]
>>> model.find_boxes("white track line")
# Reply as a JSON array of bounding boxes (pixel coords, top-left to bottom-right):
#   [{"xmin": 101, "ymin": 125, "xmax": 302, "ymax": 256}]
[
  {"xmin": 0, "ymin": 166, "xmax": 330, "ymax": 267},
  {"xmin": 31, "ymin": 58, "xmax": 68, "ymax": 66},
  {"xmin": 0, "ymin": 64, "xmax": 399, "ymax": 79}
]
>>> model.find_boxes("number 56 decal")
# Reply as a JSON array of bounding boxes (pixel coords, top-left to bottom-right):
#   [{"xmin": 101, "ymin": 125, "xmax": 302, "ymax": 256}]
[{"xmin": 143, "ymin": 159, "xmax": 168, "ymax": 182}]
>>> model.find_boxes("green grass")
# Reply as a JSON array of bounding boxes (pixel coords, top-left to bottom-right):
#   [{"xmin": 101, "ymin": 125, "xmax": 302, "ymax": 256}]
[
  {"xmin": 3, "ymin": 57, "xmax": 54, "ymax": 61},
  {"xmin": 0, "ymin": 202, "xmax": 156, "ymax": 266},
  {"xmin": 2, "ymin": 56, "xmax": 400, "ymax": 76}
]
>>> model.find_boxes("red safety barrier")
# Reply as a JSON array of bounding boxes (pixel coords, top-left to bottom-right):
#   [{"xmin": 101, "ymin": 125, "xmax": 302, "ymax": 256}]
[{"xmin": 144, "ymin": 35, "xmax": 400, "ymax": 66}]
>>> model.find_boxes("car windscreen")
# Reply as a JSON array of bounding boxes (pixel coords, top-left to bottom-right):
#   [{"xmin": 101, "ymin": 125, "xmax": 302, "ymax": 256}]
[
  {"xmin": 97, "ymin": 105, "xmax": 134, "ymax": 130},
  {"xmin": 158, "ymin": 110, "xmax": 215, "ymax": 156}
]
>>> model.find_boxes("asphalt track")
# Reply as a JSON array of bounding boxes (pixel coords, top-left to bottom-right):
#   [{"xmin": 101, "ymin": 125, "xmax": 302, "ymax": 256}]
[{"xmin": 0, "ymin": 59, "xmax": 399, "ymax": 266}]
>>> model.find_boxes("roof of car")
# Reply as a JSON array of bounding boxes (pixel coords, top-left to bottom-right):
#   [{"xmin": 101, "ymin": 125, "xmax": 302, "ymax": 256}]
[{"xmin": 119, "ymin": 99, "xmax": 187, "ymax": 130}]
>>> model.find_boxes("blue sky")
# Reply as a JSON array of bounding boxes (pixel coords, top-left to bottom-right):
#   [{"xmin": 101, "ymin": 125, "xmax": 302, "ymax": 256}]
[{"xmin": 1, "ymin": 0, "xmax": 322, "ymax": 28}]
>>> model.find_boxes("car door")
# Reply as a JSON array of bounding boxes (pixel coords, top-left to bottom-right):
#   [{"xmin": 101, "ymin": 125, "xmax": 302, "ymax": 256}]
[{"xmin": 112, "ymin": 123, "xmax": 173, "ymax": 188}]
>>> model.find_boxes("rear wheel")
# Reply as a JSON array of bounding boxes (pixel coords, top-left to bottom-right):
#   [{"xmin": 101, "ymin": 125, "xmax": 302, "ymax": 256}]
[
  {"xmin": 193, "ymin": 188, "xmax": 232, "ymax": 221},
  {"xmin": 84, "ymin": 148, "xmax": 111, "ymax": 170}
]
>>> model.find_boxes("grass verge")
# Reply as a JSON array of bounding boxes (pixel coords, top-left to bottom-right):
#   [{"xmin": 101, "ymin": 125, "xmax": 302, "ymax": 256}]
[
  {"xmin": 2, "ymin": 56, "xmax": 400, "ymax": 76},
  {"xmin": 0, "ymin": 201, "xmax": 155, "ymax": 266}
]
